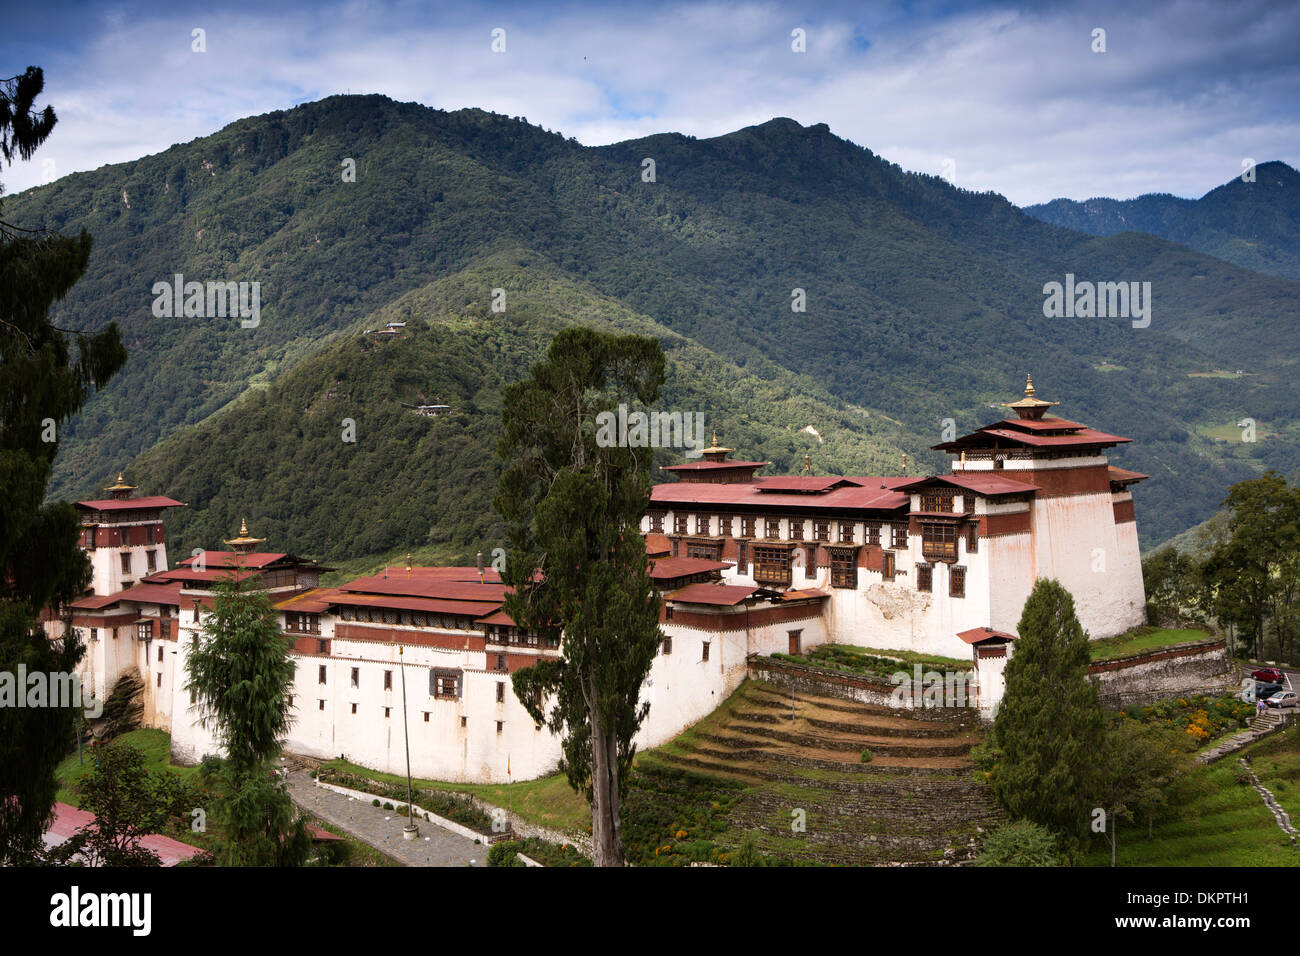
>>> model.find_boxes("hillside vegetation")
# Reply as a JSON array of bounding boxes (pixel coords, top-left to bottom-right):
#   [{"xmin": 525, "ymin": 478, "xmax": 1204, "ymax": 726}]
[{"xmin": 9, "ymin": 95, "xmax": 1300, "ymax": 556}]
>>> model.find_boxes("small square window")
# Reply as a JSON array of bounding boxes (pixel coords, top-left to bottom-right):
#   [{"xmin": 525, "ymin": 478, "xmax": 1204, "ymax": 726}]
[
  {"xmin": 350, "ymin": 667, "xmax": 359, "ymax": 688},
  {"xmin": 496, "ymin": 682, "xmax": 505, "ymax": 703},
  {"xmin": 318, "ymin": 665, "xmax": 327, "ymax": 684},
  {"xmin": 351, "ymin": 703, "xmax": 357, "ymax": 714},
  {"xmin": 384, "ymin": 707, "xmax": 391, "ymax": 718},
  {"xmin": 665, "ymin": 605, "xmax": 674, "ymax": 621},
  {"xmin": 460, "ymin": 715, "xmax": 466, "ymax": 727},
  {"xmin": 496, "ymin": 721, "xmax": 503, "ymax": 734},
  {"xmin": 702, "ymin": 641, "xmax": 710, "ymax": 662},
  {"xmin": 157, "ymin": 645, "xmax": 164, "ymax": 662},
  {"xmin": 424, "ymin": 712, "xmax": 430, "ymax": 722},
  {"xmin": 384, "ymin": 670, "xmax": 392, "ymax": 690},
  {"xmin": 663, "ymin": 636, "xmax": 672, "ymax": 655},
  {"xmin": 156, "ymin": 673, "xmax": 162, "ymax": 687},
  {"xmin": 318, "ymin": 639, "xmax": 327, "ymax": 654},
  {"xmin": 319, "ymin": 700, "xmax": 325, "ymax": 711}
]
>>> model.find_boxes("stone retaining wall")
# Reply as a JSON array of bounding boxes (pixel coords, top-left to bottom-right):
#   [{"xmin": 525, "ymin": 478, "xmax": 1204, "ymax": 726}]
[{"xmin": 1088, "ymin": 640, "xmax": 1236, "ymax": 709}]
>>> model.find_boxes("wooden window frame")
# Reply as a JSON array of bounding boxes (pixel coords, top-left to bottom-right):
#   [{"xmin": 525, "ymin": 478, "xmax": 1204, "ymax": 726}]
[
  {"xmin": 829, "ymin": 547, "xmax": 858, "ymax": 589},
  {"xmin": 753, "ymin": 545, "xmax": 793, "ymax": 586},
  {"xmin": 764, "ymin": 517, "xmax": 782, "ymax": 540},
  {"xmin": 813, "ymin": 519, "xmax": 830, "ymax": 542},
  {"xmin": 916, "ymin": 564, "xmax": 932, "ymax": 593},
  {"xmin": 921, "ymin": 522, "xmax": 959, "ymax": 562},
  {"xmin": 891, "ymin": 523, "xmax": 908, "ymax": 549},
  {"xmin": 882, "ymin": 551, "xmax": 896, "ymax": 582},
  {"xmin": 741, "ymin": 516, "xmax": 757, "ymax": 538},
  {"xmin": 950, "ymin": 566, "xmax": 967, "ymax": 598}
]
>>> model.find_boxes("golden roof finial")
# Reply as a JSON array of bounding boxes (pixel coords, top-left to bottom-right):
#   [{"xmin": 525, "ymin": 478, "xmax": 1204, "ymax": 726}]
[
  {"xmin": 1001, "ymin": 372, "xmax": 1059, "ymax": 420},
  {"xmin": 804, "ymin": 453, "xmax": 811, "ymax": 474},
  {"xmin": 902, "ymin": 452, "xmax": 908, "ymax": 475},
  {"xmin": 223, "ymin": 517, "xmax": 266, "ymax": 552},
  {"xmin": 712, "ymin": 430, "xmax": 718, "ymax": 447}
]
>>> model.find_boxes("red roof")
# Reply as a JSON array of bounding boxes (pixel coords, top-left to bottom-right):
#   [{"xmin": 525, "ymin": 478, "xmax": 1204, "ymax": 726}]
[
  {"xmin": 151, "ymin": 567, "xmax": 262, "ymax": 584},
  {"xmin": 180, "ymin": 551, "xmax": 289, "ymax": 569},
  {"xmin": 116, "ymin": 582, "xmax": 184, "ymax": 606},
  {"xmin": 69, "ymin": 592, "xmax": 125, "ymax": 610},
  {"xmin": 75, "ymin": 496, "xmax": 184, "ymax": 512},
  {"xmin": 476, "ymin": 610, "xmax": 518, "ymax": 627},
  {"xmin": 275, "ymin": 588, "xmax": 344, "ymax": 613},
  {"xmin": 664, "ymin": 583, "xmax": 765, "ymax": 606},
  {"xmin": 45, "ymin": 802, "xmax": 202, "ymax": 866},
  {"xmin": 992, "ymin": 417, "xmax": 1085, "ymax": 431},
  {"xmin": 339, "ymin": 574, "xmax": 510, "ymax": 602},
  {"xmin": 756, "ymin": 476, "xmax": 854, "ymax": 493},
  {"xmin": 957, "ymin": 627, "xmax": 1017, "ymax": 644},
  {"xmin": 781, "ymin": 588, "xmax": 829, "ymax": 601},
  {"xmin": 650, "ymin": 476, "xmax": 910, "ymax": 512},
  {"xmin": 662, "ymin": 460, "xmax": 768, "ymax": 472},
  {"xmin": 649, "ymin": 557, "xmax": 729, "ymax": 580},
  {"xmin": 644, "ymin": 533, "xmax": 672, "ymax": 556},
  {"xmin": 975, "ymin": 426, "xmax": 1130, "ymax": 448},
  {"xmin": 333, "ymin": 592, "xmax": 502, "ymax": 617},
  {"xmin": 896, "ymin": 473, "xmax": 1039, "ymax": 496},
  {"xmin": 1108, "ymin": 466, "xmax": 1149, "ymax": 484}
]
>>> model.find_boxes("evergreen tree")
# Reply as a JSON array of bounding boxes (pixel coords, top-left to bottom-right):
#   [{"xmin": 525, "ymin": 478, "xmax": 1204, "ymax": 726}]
[
  {"xmin": 0, "ymin": 66, "xmax": 126, "ymax": 865},
  {"xmin": 184, "ymin": 576, "xmax": 310, "ymax": 866},
  {"xmin": 495, "ymin": 327, "xmax": 666, "ymax": 866},
  {"xmin": 989, "ymin": 579, "xmax": 1104, "ymax": 850}
]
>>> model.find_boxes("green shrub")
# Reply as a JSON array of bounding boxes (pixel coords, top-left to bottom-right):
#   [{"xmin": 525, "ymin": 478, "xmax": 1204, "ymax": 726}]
[
  {"xmin": 975, "ymin": 821, "xmax": 1061, "ymax": 866},
  {"xmin": 860, "ymin": 749, "xmax": 873, "ymax": 763},
  {"xmin": 487, "ymin": 840, "xmax": 525, "ymax": 867}
]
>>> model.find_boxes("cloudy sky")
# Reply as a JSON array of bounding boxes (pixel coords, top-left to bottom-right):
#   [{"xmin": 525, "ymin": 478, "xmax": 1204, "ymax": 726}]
[{"xmin": 2, "ymin": 0, "xmax": 1298, "ymax": 205}]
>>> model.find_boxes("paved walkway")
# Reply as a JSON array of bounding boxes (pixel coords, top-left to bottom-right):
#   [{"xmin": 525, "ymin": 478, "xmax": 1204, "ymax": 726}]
[{"xmin": 286, "ymin": 770, "xmax": 484, "ymax": 867}]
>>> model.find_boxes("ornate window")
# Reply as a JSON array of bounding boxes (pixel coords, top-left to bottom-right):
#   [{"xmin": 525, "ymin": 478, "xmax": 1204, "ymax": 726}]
[
  {"xmin": 648, "ymin": 512, "xmax": 665, "ymax": 533},
  {"xmin": 838, "ymin": 521, "xmax": 855, "ymax": 544},
  {"xmin": 694, "ymin": 514, "xmax": 710, "ymax": 535},
  {"xmin": 789, "ymin": 518, "xmax": 805, "ymax": 541},
  {"xmin": 741, "ymin": 516, "xmax": 757, "ymax": 538},
  {"xmin": 753, "ymin": 546, "xmax": 792, "ymax": 586},
  {"xmin": 891, "ymin": 524, "xmax": 908, "ymax": 549},
  {"xmin": 866, "ymin": 524, "xmax": 881, "ymax": 547},
  {"xmin": 829, "ymin": 548, "xmax": 857, "ymax": 589},
  {"xmin": 674, "ymin": 514, "xmax": 688, "ymax": 535},
  {"xmin": 764, "ymin": 518, "xmax": 782, "ymax": 539},
  {"xmin": 950, "ymin": 566, "xmax": 967, "ymax": 598},
  {"xmin": 920, "ymin": 487, "xmax": 956, "ymax": 513},
  {"xmin": 882, "ymin": 551, "xmax": 896, "ymax": 582},
  {"xmin": 966, "ymin": 524, "xmax": 979, "ymax": 554},
  {"xmin": 813, "ymin": 520, "xmax": 830, "ymax": 542},
  {"xmin": 916, "ymin": 565, "xmax": 932, "ymax": 593},
  {"xmin": 922, "ymin": 523, "xmax": 958, "ymax": 562}
]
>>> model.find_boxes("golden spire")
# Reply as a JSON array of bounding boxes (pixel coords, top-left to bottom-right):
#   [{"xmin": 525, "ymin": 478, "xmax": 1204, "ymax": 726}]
[
  {"xmin": 223, "ymin": 517, "xmax": 266, "ymax": 553},
  {"xmin": 1001, "ymin": 372, "xmax": 1060, "ymax": 420},
  {"xmin": 902, "ymin": 452, "xmax": 908, "ymax": 475},
  {"xmin": 803, "ymin": 453, "xmax": 811, "ymax": 474},
  {"xmin": 104, "ymin": 471, "xmax": 137, "ymax": 498}
]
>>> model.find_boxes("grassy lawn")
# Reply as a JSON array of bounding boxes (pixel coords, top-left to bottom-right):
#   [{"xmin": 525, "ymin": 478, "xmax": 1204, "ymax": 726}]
[
  {"xmin": 319, "ymin": 757, "xmax": 591, "ymax": 834},
  {"xmin": 1081, "ymin": 732, "xmax": 1299, "ymax": 866},
  {"xmin": 1247, "ymin": 722, "xmax": 1300, "ymax": 823},
  {"xmin": 55, "ymin": 728, "xmax": 201, "ymax": 806},
  {"xmin": 1089, "ymin": 626, "xmax": 1215, "ymax": 662}
]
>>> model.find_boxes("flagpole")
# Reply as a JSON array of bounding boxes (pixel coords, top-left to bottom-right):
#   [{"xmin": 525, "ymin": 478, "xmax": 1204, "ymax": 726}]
[{"xmin": 400, "ymin": 645, "xmax": 418, "ymax": 839}]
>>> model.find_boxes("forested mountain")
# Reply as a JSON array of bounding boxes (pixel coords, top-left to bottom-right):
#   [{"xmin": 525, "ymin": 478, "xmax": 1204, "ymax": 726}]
[
  {"xmin": 1024, "ymin": 161, "xmax": 1300, "ymax": 281},
  {"xmin": 7, "ymin": 94, "xmax": 1298, "ymax": 556}
]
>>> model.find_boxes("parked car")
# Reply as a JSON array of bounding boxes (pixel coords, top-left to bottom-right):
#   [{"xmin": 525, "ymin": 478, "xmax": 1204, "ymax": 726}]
[
  {"xmin": 1254, "ymin": 683, "xmax": 1284, "ymax": 701},
  {"xmin": 1251, "ymin": 668, "xmax": 1285, "ymax": 683},
  {"xmin": 1265, "ymin": 691, "xmax": 1297, "ymax": 709}
]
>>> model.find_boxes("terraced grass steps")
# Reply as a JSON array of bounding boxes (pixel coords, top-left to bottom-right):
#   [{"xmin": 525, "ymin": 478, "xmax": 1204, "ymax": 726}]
[{"xmin": 648, "ymin": 678, "xmax": 1002, "ymax": 865}]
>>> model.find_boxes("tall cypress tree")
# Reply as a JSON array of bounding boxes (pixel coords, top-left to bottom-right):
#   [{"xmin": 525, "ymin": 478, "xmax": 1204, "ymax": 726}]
[
  {"xmin": 989, "ymin": 578, "xmax": 1104, "ymax": 850},
  {"xmin": 184, "ymin": 576, "xmax": 311, "ymax": 866},
  {"xmin": 0, "ymin": 67, "xmax": 127, "ymax": 864},
  {"xmin": 496, "ymin": 327, "xmax": 666, "ymax": 867}
]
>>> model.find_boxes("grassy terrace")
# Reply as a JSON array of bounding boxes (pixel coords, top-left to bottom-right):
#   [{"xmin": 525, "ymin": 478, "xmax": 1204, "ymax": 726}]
[
  {"xmin": 1081, "ymin": 723, "xmax": 1299, "ymax": 866},
  {"xmin": 1088, "ymin": 626, "xmax": 1216, "ymax": 662},
  {"xmin": 770, "ymin": 643, "xmax": 972, "ymax": 680}
]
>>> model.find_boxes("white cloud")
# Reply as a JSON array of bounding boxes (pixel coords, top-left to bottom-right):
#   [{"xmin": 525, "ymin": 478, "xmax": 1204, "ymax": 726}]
[{"xmin": 2, "ymin": 0, "xmax": 1297, "ymax": 205}]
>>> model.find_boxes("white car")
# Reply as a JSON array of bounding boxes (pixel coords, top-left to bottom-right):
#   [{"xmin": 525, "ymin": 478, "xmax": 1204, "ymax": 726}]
[{"xmin": 1265, "ymin": 690, "xmax": 1297, "ymax": 709}]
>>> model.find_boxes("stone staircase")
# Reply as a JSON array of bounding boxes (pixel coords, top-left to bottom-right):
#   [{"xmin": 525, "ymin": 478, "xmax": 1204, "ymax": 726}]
[
  {"xmin": 655, "ymin": 681, "xmax": 1003, "ymax": 865},
  {"xmin": 1200, "ymin": 709, "xmax": 1292, "ymax": 764}
]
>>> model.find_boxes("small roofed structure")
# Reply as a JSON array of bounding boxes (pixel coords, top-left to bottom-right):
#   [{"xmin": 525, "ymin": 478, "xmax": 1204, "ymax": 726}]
[
  {"xmin": 661, "ymin": 432, "xmax": 768, "ymax": 484},
  {"xmin": 223, "ymin": 518, "xmax": 267, "ymax": 555}
]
